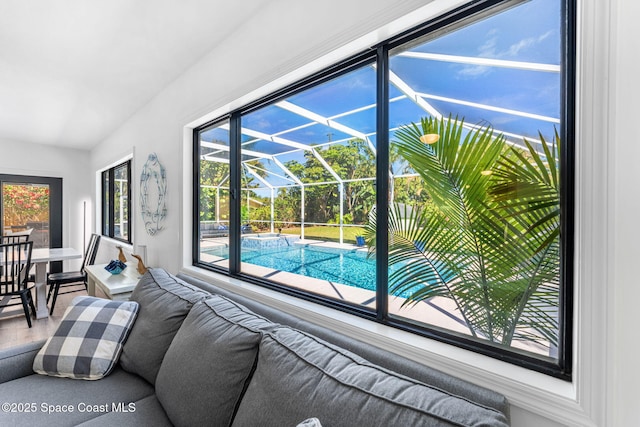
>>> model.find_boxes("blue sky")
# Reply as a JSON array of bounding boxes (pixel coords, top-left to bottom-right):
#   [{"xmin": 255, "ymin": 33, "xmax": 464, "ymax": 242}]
[{"xmin": 201, "ymin": 0, "xmax": 561, "ymax": 186}]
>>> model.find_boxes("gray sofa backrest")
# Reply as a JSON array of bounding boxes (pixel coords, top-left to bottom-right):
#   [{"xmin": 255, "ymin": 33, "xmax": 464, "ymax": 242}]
[{"xmin": 176, "ymin": 272, "xmax": 509, "ymax": 419}]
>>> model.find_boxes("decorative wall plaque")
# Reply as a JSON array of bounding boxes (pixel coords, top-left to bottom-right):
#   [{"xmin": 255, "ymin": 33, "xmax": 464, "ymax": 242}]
[{"xmin": 140, "ymin": 153, "xmax": 167, "ymax": 235}]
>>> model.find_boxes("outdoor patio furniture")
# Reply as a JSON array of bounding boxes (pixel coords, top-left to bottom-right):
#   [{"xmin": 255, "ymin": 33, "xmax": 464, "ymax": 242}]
[{"xmin": 200, "ymin": 222, "xmax": 229, "ymax": 238}]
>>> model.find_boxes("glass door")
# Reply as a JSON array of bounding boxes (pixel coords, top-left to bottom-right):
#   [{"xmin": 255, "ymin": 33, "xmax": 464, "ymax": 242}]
[
  {"xmin": 0, "ymin": 174, "xmax": 62, "ymax": 270},
  {"xmin": 2, "ymin": 182, "xmax": 50, "ymax": 248}
]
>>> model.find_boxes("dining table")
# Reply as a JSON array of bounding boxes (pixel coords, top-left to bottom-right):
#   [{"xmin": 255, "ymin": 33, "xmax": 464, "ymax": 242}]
[{"xmin": 31, "ymin": 247, "xmax": 82, "ymax": 319}]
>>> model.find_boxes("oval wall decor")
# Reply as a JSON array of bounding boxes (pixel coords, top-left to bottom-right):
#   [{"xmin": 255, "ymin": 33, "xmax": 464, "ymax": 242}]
[{"xmin": 140, "ymin": 153, "xmax": 167, "ymax": 235}]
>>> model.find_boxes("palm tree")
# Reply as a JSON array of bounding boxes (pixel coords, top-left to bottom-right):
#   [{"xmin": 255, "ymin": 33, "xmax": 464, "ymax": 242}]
[{"xmin": 366, "ymin": 116, "xmax": 560, "ymax": 349}]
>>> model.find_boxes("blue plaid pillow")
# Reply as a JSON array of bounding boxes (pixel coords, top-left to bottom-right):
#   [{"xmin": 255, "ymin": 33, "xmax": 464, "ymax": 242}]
[{"xmin": 33, "ymin": 296, "xmax": 139, "ymax": 380}]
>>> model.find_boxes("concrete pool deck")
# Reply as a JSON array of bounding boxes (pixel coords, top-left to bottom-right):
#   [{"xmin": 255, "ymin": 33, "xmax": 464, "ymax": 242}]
[
  {"xmin": 199, "ymin": 242, "xmax": 471, "ymax": 336},
  {"xmin": 198, "ymin": 237, "xmax": 549, "ymax": 355}
]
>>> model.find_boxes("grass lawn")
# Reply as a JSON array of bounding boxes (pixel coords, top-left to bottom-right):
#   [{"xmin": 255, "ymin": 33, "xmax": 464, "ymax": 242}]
[{"xmin": 279, "ymin": 226, "xmax": 366, "ymax": 244}]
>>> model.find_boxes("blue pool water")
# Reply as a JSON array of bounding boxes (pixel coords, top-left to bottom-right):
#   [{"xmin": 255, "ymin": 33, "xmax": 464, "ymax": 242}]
[{"xmin": 205, "ymin": 244, "xmax": 378, "ymax": 292}]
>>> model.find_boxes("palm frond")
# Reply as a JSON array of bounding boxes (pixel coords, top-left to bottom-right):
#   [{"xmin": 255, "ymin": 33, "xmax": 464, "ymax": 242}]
[{"xmin": 367, "ymin": 116, "xmax": 562, "ymax": 349}]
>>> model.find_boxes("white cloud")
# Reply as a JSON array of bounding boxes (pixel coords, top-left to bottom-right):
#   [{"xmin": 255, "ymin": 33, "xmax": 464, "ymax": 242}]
[
  {"xmin": 456, "ymin": 29, "xmax": 555, "ymax": 80},
  {"xmin": 479, "ymin": 34, "xmax": 499, "ymax": 57},
  {"xmin": 506, "ymin": 30, "xmax": 554, "ymax": 56},
  {"xmin": 457, "ymin": 64, "xmax": 491, "ymax": 78},
  {"xmin": 456, "ymin": 35, "xmax": 497, "ymax": 78}
]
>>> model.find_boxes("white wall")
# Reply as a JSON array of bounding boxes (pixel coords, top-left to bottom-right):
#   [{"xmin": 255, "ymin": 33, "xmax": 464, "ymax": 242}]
[
  {"xmin": 610, "ymin": 0, "xmax": 640, "ymax": 426},
  {"xmin": 0, "ymin": 139, "xmax": 91, "ymax": 269},
  {"xmin": 88, "ymin": 0, "xmax": 638, "ymax": 425}
]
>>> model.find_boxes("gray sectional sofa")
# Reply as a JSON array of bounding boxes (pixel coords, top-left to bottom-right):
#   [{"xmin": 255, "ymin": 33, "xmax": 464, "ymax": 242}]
[{"xmin": 0, "ymin": 268, "xmax": 510, "ymax": 426}]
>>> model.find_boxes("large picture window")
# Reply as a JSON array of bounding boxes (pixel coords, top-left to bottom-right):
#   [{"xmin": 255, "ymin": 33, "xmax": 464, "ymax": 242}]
[
  {"xmin": 102, "ymin": 160, "xmax": 132, "ymax": 243},
  {"xmin": 194, "ymin": 0, "xmax": 573, "ymax": 378}
]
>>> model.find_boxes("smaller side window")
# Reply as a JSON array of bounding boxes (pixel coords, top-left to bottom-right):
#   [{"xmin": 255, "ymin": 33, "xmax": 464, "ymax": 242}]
[{"xmin": 102, "ymin": 160, "xmax": 131, "ymax": 243}]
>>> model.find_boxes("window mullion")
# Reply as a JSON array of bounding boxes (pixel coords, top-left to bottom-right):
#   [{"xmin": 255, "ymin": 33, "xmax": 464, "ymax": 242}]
[
  {"xmin": 375, "ymin": 45, "xmax": 390, "ymax": 323},
  {"xmin": 108, "ymin": 169, "xmax": 115, "ymax": 239},
  {"xmin": 192, "ymin": 130, "xmax": 202, "ymax": 265},
  {"xmin": 127, "ymin": 161, "xmax": 132, "ymax": 241},
  {"xmin": 558, "ymin": 0, "xmax": 576, "ymax": 378},
  {"xmin": 229, "ymin": 112, "xmax": 242, "ymax": 274},
  {"xmin": 101, "ymin": 171, "xmax": 107, "ymax": 236}
]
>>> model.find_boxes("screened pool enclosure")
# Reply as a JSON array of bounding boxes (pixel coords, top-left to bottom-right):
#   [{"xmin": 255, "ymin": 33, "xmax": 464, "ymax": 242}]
[{"xmin": 196, "ymin": 0, "xmax": 571, "ymax": 376}]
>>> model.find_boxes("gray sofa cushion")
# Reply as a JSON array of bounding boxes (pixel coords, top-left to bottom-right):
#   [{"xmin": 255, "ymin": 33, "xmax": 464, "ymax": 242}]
[
  {"xmin": 232, "ymin": 327, "xmax": 509, "ymax": 427},
  {"xmin": 156, "ymin": 295, "xmax": 276, "ymax": 427},
  {"xmin": 0, "ymin": 367, "xmax": 154, "ymax": 426},
  {"xmin": 177, "ymin": 272, "xmax": 509, "ymax": 417},
  {"xmin": 120, "ymin": 268, "xmax": 210, "ymax": 385},
  {"xmin": 0, "ymin": 340, "xmax": 45, "ymax": 384},
  {"xmin": 76, "ymin": 395, "xmax": 172, "ymax": 427}
]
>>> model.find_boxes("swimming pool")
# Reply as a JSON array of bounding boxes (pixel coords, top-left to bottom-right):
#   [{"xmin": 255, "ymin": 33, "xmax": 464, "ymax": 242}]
[{"xmin": 204, "ymin": 244, "xmax": 378, "ymax": 292}]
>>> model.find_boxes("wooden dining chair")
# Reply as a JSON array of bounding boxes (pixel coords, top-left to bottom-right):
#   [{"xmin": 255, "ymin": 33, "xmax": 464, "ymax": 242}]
[
  {"xmin": 47, "ymin": 234, "xmax": 100, "ymax": 315},
  {"xmin": 0, "ymin": 241, "xmax": 36, "ymax": 327},
  {"xmin": 1, "ymin": 230, "xmax": 35, "ymax": 282}
]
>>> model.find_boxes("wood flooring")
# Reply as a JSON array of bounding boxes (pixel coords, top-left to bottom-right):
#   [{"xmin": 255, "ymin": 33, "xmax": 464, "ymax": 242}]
[{"xmin": 0, "ymin": 284, "xmax": 108, "ymax": 351}]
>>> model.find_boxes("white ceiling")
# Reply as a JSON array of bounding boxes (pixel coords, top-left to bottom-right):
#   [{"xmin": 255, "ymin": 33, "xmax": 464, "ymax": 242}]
[{"xmin": 0, "ymin": 0, "xmax": 266, "ymax": 150}]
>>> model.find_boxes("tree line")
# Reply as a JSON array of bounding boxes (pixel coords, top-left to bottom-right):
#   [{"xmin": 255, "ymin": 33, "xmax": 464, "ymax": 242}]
[{"xmin": 200, "ymin": 138, "xmax": 432, "ymax": 227}]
